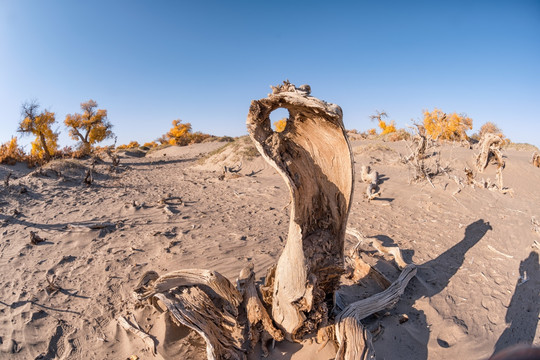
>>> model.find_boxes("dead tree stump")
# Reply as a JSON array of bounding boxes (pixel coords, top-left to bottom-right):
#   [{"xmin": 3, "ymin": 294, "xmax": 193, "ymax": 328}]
[{"xmin": 247, "ymin": 80, "xmax": 354, "ymax": 340}]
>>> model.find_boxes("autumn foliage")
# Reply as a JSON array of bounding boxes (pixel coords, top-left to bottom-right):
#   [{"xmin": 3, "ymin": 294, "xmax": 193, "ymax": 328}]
[
  {"xmin": 423, "ymin": 108, "xmax": 472, "ymax": 141},
  {"xmin": 273, "ymin": 118, "xmax": 287, "ymax": 133},
  {"xmin": 18, "ymin": 102, "xmax": 59, "ymax": 161},
  {"xmin": 370, "ymin": 111, "xmax": 397, "ymax": 135},
  {"xmin": 0, "ymin": 137, "xmax": 26, "ymax": 165},
  {"xmin": 65, "ymin": 100, "xmax": 114, "ymax": 153},
  {"xmin": 161, "ymin": 119, "xmax": 211, "ymax": 146},
  {"xmin": 117, "ymin": 141, "xmax": 140, "ymax": 150}
]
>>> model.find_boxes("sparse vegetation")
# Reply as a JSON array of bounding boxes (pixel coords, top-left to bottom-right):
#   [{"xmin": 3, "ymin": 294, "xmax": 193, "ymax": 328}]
[
  {"xmin": 160, "ymin": 119, "xmax": 212, "ymax": 146},
  {"xmin": 0, "ymin": 137, "xmax": 26, "ymax": 165},
  {"xmin": 18, "ymin": 101, "xmax": 59, "ymax": 162},
  {"xmin": 117, "ymin": 141, "xmax": 141, "ymax": 150},
  {"xmin": 64, "ymin": 100, "xmax": 114, "ymax": 155},
  {"xmin": 423, "ymin": 108, "xmax": 472, "ymax": 141},
  {"xmin": 370, "ymin": 111, "xmax": 397, "ymax": 135}
]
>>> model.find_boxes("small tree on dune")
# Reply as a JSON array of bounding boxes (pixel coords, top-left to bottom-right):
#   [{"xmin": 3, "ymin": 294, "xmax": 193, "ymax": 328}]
[
  {"xmin": 423, "ymin": 108, "xmax": 472, "ymax": 141},
  {"xmin": 370, "ymin": 110, "xmax": 396, "ymax": 135},
  {"xmin": 473, "ymin": 122, "xmax": 508, "ymax": 144},
  {"xmin": 64, "ymin": 100, "xmax": 114, "ymax": 154},
  {"xmin": 166, "ymin": 119, "xmax": 193, "ymax": 146},
  {"xmin": 18, "ymin": 101, "xmax": 58, "ymax": 162}
]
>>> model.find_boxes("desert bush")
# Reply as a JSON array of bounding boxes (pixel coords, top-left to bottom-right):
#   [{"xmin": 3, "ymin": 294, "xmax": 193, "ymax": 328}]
[
  {"xmin": 117, "ymin": 141, "xmax": 140, "ymax": 150},
  {"xmin": 471, "ymin": 122, "xmax": 509, "ymax": 145},
  {"xmin": 386, "ymin": 128, "xmax": 411, "ymax": 142},
  {"xmin": 143, "ymin": 141, "xmax": 158, "ymax": 148},
  {"xmin": 423, "ymin": 108, "xmax": 472, "ymax": 141},
  {"xmin": 367, "ymin": 128, "xmax": 377, "ymax": 136},
  {"xmin": 65, "ymin": 100, "xmax": 114, "ymax": 154},
  {"xmin": 160, "ymin": 119, "xmax": 213, "ymax": 146},
  {"xmin": 18, "ymin": 101, "xmax": 59, "ymax": 162},
  {"xmin": 0, "ymin": 137, "xmax": 26, "ymax": 165},
  {"xmin": 370, "ymin": 111, "xmax": 397, "ymax": 135}
]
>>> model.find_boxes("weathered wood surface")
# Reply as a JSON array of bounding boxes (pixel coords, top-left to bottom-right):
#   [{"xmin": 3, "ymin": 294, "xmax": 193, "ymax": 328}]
[
  {"xmin": 334, "ymin": 264, "xmax": 417, "ymax": 359},
  {"xmin": 237, "ymin": 264, "xmax": 284, "ymax": 356},
  {"xmin": 247, "ymin": 80, "xmax": 355, "ymax": 340}
]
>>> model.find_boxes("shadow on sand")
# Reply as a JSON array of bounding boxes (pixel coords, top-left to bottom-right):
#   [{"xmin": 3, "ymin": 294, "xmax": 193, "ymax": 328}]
[
  {"xmin": 363, "ymin": 219, "xmax": 492, "ymax": 360},
  {"xmin": 492, "ymin": 251, "xmax": 539, "ymax": 356}
]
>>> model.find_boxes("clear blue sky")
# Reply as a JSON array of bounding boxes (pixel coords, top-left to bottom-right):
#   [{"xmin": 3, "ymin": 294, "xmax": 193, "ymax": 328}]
[{"xmin": 1, "ymin": 0, "xmax": 539, "ymax": 150}]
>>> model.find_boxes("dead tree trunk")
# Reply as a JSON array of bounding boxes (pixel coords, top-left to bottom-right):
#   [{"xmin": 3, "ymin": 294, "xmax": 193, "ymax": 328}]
[
  {"xmin": 476, "ymin": 133, "xmax": 504, "ymax": 173},
  {"xmin": 126, "ymin": 82, "xmax": 416, "ymax": 359},
  {"xmin": 247, "ymin": 80, "xmax": 354, "ymax": 340}
]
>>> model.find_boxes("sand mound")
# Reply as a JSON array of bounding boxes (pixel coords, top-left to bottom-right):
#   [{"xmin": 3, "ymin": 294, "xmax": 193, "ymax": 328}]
[
  {"xmin": 145, "ymin": 142, "xmax": 230, "ymax": 159},
  {"xmin": 192, "ymin": 136, "xmax": 275, "ymax": 177}
]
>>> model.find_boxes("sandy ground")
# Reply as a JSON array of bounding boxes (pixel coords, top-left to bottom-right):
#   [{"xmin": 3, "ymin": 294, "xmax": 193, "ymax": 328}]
[{"xmin": 0, "ymin": 138, "xmax": 538, "ymax": 359}]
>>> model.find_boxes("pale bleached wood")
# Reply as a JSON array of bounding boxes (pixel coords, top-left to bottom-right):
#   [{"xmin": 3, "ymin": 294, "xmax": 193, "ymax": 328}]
[
  {"xmin": 133, "ymin": 269, "xmax": 242, "ymax": 314},
  {"xmin": 334, "ymin": 264, "xmax": 417, "ymax": 359},
  {"xmin": 247, "ymin": 81, "xmax": 354, "ymax": 340},
  {"xmin": 476, "ymin": 133, "xmax": 504, "ymax": 173},
  {"xmin": 237, "ymin": 264, "xmax": 283, "ymax": 356},
  {"xmin": 154, "ymin": 287, "xmax": 246, "ymax": 360}
]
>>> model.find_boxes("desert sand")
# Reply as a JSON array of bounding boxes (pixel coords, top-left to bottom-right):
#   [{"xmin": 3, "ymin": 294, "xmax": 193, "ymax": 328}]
[{"xmin": 0, "ymin": 137, "xmax": 539, "ymax": 359}]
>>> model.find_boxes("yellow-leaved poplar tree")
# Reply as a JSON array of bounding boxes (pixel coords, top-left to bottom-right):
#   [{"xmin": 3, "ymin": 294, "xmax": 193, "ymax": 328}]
[
  {"xmin": 370, "ymin": 111, "xmax": 396, "ymax": 135},
  {"xmin": 18, "ymin": 101, "xmax": 58, "ymax": 161},
  {"xmin": 274, "ymin": 118, "xmax": 287, "ymax": 133},
  {"xmin": 423, "ymin": 108, "xmax": 472, "ymax": 141},
  {"xmin": 166, "ymin": 120, "xmax": 193, "ymax": 146},
  {"xmin": 64, "ymin": 100, "xmax": 114, "ymax": 153}
]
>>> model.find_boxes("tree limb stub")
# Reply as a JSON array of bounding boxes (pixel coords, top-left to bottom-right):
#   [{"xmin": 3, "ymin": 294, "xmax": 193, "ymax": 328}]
[
  {"xmin": 247, "ymin": 81, "xmax": 355, "ymax": 340},
  {"xmin": 237, "ymin": 264, "xmax": 284, "ymax": 355}
]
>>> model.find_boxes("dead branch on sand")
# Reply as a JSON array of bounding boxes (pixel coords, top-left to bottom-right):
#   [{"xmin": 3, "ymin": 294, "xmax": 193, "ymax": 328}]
[
  {"xmin": 125, "ymin": 82, "xmax": 415, "ymax": 359},
  {"xmin": 45, "ymin": 274, "xmax": 61, "ymax": 295},
  {"xmin": 30, "ymin": 231, "xmax": 46, "ymax": 245},
  {"xmin": 83, "ymin": 163, "xmax": 94, "ymax": 186},
  {"xmin": 4, "ymin": 172, "xmax": 12, "ymax": 187}
]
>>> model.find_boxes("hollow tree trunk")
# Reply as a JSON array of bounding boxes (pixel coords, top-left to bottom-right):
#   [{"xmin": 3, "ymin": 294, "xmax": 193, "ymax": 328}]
[{"xmin": 247, "ymin": 81, "xmax": 354, "ymax": 340}]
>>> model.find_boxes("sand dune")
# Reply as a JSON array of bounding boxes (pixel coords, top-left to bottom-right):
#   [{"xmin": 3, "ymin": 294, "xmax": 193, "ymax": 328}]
[{"xmin": 0, "ymin": 139, "xmax": 538, "ymax": 359}]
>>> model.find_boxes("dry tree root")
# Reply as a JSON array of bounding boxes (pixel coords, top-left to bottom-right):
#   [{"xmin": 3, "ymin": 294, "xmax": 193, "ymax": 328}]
[{"xmin": 133, "ymin": 269, "xmax": 245, "ymax": 360}]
